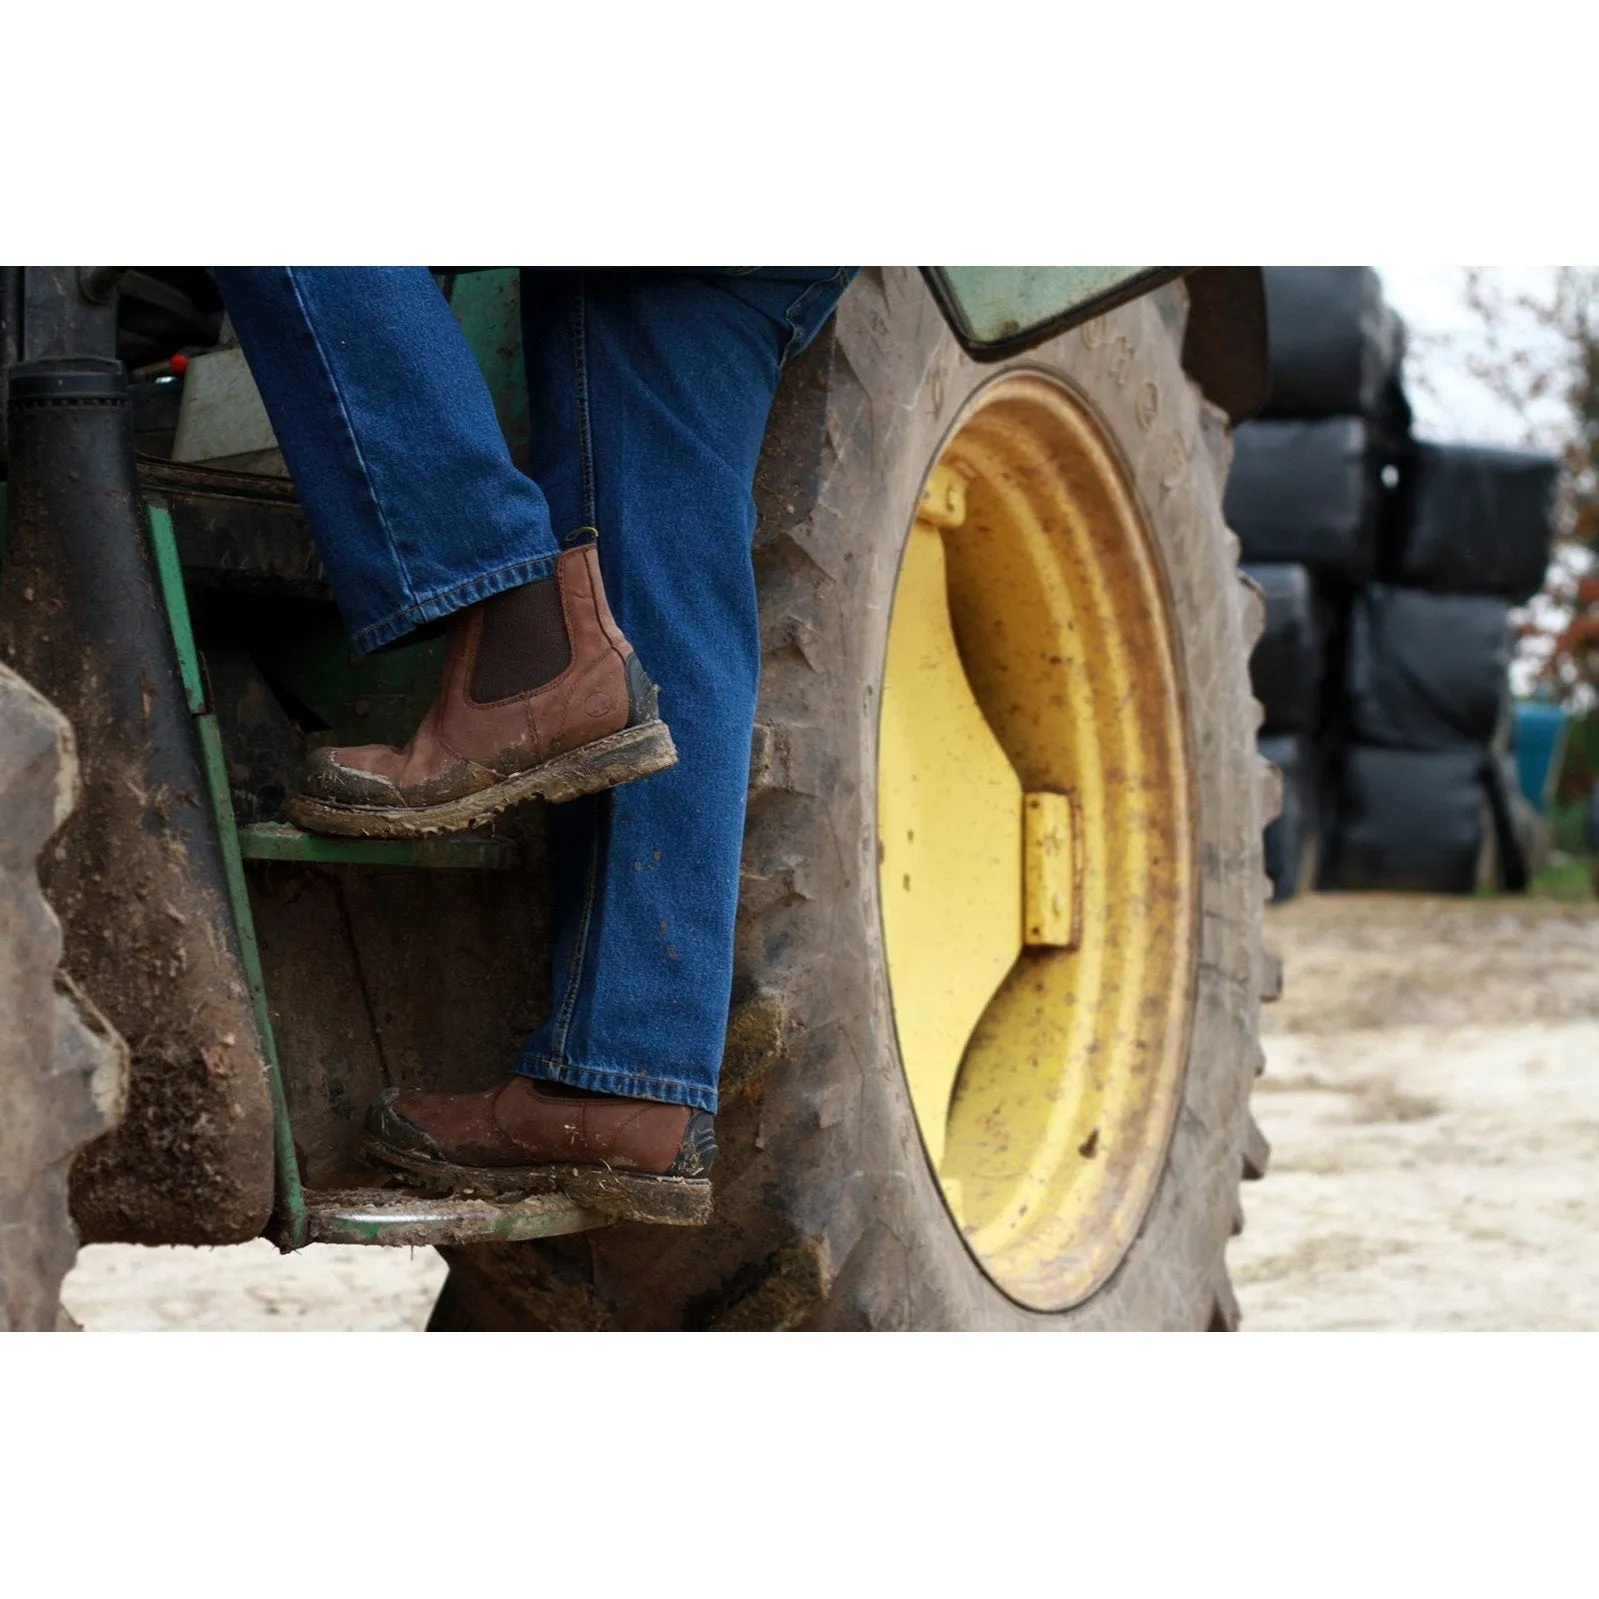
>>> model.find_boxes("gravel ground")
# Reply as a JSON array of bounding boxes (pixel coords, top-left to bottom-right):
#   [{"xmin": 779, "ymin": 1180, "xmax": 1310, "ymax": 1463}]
[
  {"xmin": 1232, "ymin": 893, "xmax": 1599, "ymax": 1330},
  {"xmin": 61, "ymin": 891, "xmax": 1599, "ymax": 1331}
]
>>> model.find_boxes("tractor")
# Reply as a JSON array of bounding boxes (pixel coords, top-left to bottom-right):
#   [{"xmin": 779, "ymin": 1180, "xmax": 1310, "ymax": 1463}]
[{"xmin": 0, "ymin": 265, "xmax": 1275, "ymax": 1331}]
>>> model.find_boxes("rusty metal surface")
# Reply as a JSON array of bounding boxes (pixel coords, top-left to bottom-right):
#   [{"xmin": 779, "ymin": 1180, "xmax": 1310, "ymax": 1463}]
[
  {"xmin": 136, "ymin": 455, "xmax": 300, "ymax": 503},
  {"xmin": 152, "ymin": 487, "xmax": 325, "ymax": 599}
]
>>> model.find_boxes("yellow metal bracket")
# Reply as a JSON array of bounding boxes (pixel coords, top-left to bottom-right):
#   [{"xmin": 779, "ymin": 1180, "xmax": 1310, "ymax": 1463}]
[
  {"xmin": 918, "ymin": 461, "xmax": 971, "ymax": 530},
  {"xmin": 1023, "ymin": 791, "xmax": 1081, "ymax": 948}
]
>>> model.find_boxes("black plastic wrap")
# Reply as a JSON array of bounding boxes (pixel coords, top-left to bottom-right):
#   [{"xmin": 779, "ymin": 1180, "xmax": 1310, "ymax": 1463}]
[
  {"xmin": 1323, "ymin": 744, "xmax": 1488, "ymax": 893},
  {"xmin": 1260, "ymin": 732, "xmax": 1319, "ymax": 902},
  {"xmin": 1225, "ymin": 416, "xmax": 1379, "ymax": 585},
  {"xmin": 1389, "ymin": 441, "xmax": 1559, "ymax": 602},
  {"xmin": 1345, "ymin": 584, "xmax": 1511, "ymax": 750},
  {"xmin": 1261, "ymin": 267, "xmax": 1405, "ymax": 420},
  {"xmin": 1485, "ymin": 752, "xmax": 1533, "ymax": 893},
  {"xmin": 1245, "ymin": 563, "xmax": 1324, "ymax": 733}
]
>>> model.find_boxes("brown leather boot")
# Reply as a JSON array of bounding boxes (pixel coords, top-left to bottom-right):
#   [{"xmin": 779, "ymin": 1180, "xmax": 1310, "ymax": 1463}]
[
  {"xmin": 287, "ymin": 544, "xmax": 676, "ymax": 838},
  {"xmin": 362, "ymin": 1077, "xmax": 716, "ymax": 1225}
]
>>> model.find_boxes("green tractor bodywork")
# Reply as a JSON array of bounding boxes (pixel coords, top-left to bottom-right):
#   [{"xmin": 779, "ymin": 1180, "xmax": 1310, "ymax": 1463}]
[
  {"xmin": 162, "ymin": 270, "xmax": 616, "ymax": 1249},
  {"xmin": 2, "ymin": 267, "xmax": 612, "ymax": 1256},
  {"xmin": 0, "ymin": 265, "xmax": 1266, "ymax": 1272},
  {"xmin": 144, "ymin": 496, "xmax": 601, "ymax": 1250}
]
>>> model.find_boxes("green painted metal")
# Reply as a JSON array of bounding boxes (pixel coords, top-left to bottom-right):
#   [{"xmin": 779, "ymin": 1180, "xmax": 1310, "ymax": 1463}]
[
  {"xmin": 449, "ymin": 269, "xmax": 531, "ymax": 471},
  {"xmin": 249, "ymin": 608, "xmax": 445, "ymax": 750},
  {"xmin": 146, "ymin": 505, "xmax": 207, "ymax": 713},
  {"xmin": 146, "ymin": 505, "xmax": 309, "ymax": 1248},
  {"xmin": 930, "ymin": 267, "xmax": 1175, "ymax": 350},
  {"xmin": 239, "ymin": 821, "xmax": 518, "ymax": 870},
  {"xmin": 303, "ymin": 1188, "xmax": 603, "ymax": 1247}
]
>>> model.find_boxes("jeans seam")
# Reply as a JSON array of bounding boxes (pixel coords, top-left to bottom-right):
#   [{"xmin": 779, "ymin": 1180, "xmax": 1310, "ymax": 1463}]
[
  {"xmin": 571, "ymin": 274, "xmax": 598, "ymax": 532},
  {"xmin": 549, "ymin": 804, "xmax": 604, "ymax": 1060},
  {"xmin": 283, "ymin": 267, "xmax": 419, "ymax": 613},
  {"xmin": 780, "ymin": 267, "xmax": 854, "ymax": 365},
  {"xmin": 349, "ymin": 549, "xmax": 560, "ymax": 653},
  {"xmin": 517, "ymin": 1054, "xmax": 718, "ymax": 1111}
]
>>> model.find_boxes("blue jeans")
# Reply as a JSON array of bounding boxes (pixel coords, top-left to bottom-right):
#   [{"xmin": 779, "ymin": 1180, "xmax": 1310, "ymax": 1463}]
[{"xmin": 214, "ymin": 267, "xmax": 855, "ymax": 1112}]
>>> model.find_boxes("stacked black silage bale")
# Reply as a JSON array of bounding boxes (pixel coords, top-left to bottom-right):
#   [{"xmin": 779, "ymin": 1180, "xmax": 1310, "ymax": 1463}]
[
  {"xmin": 1225, "ymin": 267, "xmax": 1410, "ymax": 899},
  {"xmin": 1321, "ymin": 441, "xmax": 1560, "ymax": 893},
  {"xmin": 1228, "ymin": 267, "xmax": 1560, "ymax": 898}
]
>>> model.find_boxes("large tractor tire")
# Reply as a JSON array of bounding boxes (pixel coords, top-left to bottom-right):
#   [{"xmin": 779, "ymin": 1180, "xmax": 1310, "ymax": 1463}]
[
  {"xmin": 432, "ymin": 270, "xmax": 1270, "ymax": 1330},
  {"xmin": 0, "ymin": 663, "xmax": 127, "ymax": 1331}
]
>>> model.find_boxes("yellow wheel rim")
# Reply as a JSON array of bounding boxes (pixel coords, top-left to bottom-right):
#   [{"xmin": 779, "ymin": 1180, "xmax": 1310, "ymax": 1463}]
[{"xmin": 877, "ymin": 372, "xmax": 1197, "ymax": 1311}]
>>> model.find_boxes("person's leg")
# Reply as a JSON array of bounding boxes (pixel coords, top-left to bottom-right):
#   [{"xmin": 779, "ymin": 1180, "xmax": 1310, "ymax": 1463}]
[
  {"xmin": 365, "ymin": 269, "xmax": 855, "ymax": 1219},
  {"xmin": 215, "ymin": 267, "xmax": 562, "ymax": 648},
  {"xmin": 214, "ymin": 267, "xmax": 675, "ymax": 836},
  {"xmin": 518, "ymin": 269, "xmax": 855, "ymax": 1111}
]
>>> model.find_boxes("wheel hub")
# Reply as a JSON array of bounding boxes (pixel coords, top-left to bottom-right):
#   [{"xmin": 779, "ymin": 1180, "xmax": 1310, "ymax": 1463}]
[{"xmin": 877, "ymin": 371, "xmax": 1198, "ymax": 1311}]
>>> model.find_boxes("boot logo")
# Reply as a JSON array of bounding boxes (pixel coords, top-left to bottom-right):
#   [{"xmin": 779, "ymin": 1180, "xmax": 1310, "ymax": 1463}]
[{"xmin": 584, "ymin": 692, "xmax": 614, "ymax": 719}]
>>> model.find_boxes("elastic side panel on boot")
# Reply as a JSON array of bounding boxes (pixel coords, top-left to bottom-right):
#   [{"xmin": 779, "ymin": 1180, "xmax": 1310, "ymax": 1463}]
[{"xmin": 471, "ymin": 577, "xmax": 572, "ymax": 702}]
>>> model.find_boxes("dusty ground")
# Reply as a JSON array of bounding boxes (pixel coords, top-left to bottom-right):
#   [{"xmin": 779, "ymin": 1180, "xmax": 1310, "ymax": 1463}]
[
  {"xmin": 62, "ymin": 891, "xmax": 1599, "ymax": 1331},
  {"xmin": 1232, "ymin": 893, "xmax": 1599, "ymax": 1330},
  {"xmin": 64, "ymin": 1237, "xmax": 445, "ymax": 1331}
]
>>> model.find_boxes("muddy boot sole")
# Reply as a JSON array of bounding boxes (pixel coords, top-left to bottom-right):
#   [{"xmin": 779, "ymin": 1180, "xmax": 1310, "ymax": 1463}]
[
  {"xmin": 286, "ymin": 718, "xmax": 677, "ymax": 839},
  {"xmin": 359, "ymin": 1135, "xmax": 714, "ymax": 1226}
]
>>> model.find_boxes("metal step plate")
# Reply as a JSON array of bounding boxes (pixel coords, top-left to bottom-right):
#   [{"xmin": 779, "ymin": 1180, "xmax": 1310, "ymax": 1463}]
[{"xmin": 301, "ymin": 1186, "xmax": 604, "ymax": 1247}]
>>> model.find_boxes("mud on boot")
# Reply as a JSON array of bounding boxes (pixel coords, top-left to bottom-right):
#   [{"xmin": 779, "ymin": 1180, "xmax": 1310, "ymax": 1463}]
[
  {"xmin": 360, "ymin": 1076, "xmax": 716, "ymax": 1226},
  {"xmin": 287, "ymin": 543, "xmax": 676, "ymax": 838}
]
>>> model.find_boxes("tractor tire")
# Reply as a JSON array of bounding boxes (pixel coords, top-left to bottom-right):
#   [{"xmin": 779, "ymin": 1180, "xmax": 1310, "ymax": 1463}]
[
  {"xmin": 0, "ymin": 663, "xmax": 128, "ymax": 1331},
  {"xmin": 431, "ymin": 270, "xmax": 1269, "ymax": 1331}
]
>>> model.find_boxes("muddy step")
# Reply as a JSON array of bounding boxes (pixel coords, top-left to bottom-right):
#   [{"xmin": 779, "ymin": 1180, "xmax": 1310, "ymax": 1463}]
[{"xmin": 300, "ymin": 1187, "xmax": 604, "ymax": 1248}]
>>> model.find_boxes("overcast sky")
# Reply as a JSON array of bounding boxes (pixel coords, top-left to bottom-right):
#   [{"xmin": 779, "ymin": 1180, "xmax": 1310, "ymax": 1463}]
[{"xmin": 1375, "ymin": 266, "xmax": 1570, "ymax": 448}]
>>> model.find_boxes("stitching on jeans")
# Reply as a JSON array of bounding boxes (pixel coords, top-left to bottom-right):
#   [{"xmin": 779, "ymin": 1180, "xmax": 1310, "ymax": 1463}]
[
  {"xmin": 780, "ymin": 267, "xmax": 852, "ymax": 365},
  {"xmin": 519, "ymin": 1054, "xmax": 718, "ymax": 1107},
  {"xmin": 571, "ymin": 275, "xmax": 598, "ymax": 532},
  {"xmin": 282, "ymin": 268, "xmax": 419, "ymax": 611},
  {"xmin": 549, "ymin": 800, "xmax": 604, "ymax": 1061},
  {"xmin": 403, "ymin": 551, "xmax": 561, "ymax": 611},
  {"xmin": 351, "ymin": 550, "xmax": 561, "ymax": 653}
]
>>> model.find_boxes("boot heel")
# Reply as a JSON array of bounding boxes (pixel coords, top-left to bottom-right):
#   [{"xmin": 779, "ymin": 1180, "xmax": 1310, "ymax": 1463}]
[
  {"xmin": 562, "ymin": 1167, "xmax": 714, "ymax": 1225},
  {"xmin": 536, "ymin": 718, "xmax": 679, "ymax": 805}
]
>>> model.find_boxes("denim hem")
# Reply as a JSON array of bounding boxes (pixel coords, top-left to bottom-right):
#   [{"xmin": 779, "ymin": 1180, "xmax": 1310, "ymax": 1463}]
[
  {"xmin": 348, "ymin": 549, "xmax": 563, "ymax": 654},
  {"xmin": 514, "ymin": 1053, "xmax": 719, "ymax": 1115}
]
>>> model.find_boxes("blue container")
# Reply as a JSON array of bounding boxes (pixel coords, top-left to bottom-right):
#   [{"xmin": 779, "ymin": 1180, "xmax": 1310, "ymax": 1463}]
[{"xmin": 1513, "ymin": 701, "xmax": 1569, "ymax": 813}]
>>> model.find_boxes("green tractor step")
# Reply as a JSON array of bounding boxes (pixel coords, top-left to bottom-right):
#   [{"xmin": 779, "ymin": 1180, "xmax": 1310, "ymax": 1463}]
[{"xmin": 238, "ymin": 822, "xmax": 518, "ymax": 870}]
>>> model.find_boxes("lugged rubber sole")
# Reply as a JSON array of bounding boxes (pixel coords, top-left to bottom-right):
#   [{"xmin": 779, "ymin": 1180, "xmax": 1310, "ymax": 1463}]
[
  {"xmin": 359, "ymin": 1136, "xmax": 713, "ymax": 1226},
  {"xmin": 285, "ymin": 718, "xmax": 677, "ymax": 839}
]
